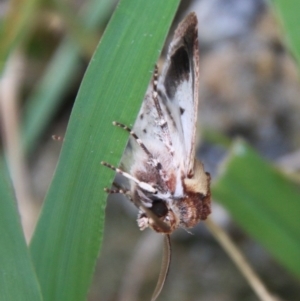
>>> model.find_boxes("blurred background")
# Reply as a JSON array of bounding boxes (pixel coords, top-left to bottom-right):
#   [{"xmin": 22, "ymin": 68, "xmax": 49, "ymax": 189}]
[{"xmin": 0, "ymin": 0, "xmax": 300, "ymax": 300}]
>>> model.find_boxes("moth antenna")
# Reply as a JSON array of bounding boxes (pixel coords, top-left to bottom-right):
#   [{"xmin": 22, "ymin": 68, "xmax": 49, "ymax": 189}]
[
  {"xmin": 151, "ymin": 234, "xmax": 171, "ymax": 301},
  {"xmin": 101, "ymin": 161, "xmax": 157, "ymax": 193},
  {"xmin": 151, "ymin": 69, "xmax": 174, "ymax": 156}
]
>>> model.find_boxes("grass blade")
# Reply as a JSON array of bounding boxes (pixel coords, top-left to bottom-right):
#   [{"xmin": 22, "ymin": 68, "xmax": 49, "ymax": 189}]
[
  {"xmin": 29, "ymin": 1, "xmax": 180, "ymax": 300},
  {"xmin": 0, "ymin": 162, "xmax": 42, "ymax": 301},
  {"xmin": 212, "ymin": 140, "xmax": 300, "ymax": 279},
  {"xmin": 272, "ymin": 0, "xmax": 300, "ymax": 64}
]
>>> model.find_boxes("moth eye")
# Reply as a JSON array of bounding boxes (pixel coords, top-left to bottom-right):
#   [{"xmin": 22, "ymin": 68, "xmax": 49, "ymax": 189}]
[{"xmin": 150, "ymin": 200, "xmax": 168, "ymax": 218}]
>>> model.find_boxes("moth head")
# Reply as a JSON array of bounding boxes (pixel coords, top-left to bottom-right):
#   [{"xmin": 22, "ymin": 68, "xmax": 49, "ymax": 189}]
[
  {"xmin": 134, "ymin": 159, "xmax": 211, "ymax": 233},
  {"xmin": 149, "ymin": 201, "xmax": 179, "ymax": 234},
  {"xmin": 136, "ymin": 193, "xmax": 180, "ymax": 234}
]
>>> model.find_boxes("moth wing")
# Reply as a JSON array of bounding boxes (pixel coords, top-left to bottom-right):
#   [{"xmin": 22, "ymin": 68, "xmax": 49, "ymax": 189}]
[
  {"xmin": 122, "ymin": 84, "xmax": 166, "ymax": 171},
  {"xmin": 158, "ymin": 13, "xmax": 199, "ymax": 176}
]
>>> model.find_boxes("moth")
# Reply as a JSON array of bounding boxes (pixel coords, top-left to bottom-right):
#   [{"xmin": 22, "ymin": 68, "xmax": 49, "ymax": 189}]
[{"xmin": 102, "ymin": 12, "xmax": 211, "ymax": 300}]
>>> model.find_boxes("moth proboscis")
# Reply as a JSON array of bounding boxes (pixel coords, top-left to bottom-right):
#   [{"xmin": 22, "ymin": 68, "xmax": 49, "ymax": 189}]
[{"xmin": 102, "ymin": 12, "xmax": 211, "ymax": 300}]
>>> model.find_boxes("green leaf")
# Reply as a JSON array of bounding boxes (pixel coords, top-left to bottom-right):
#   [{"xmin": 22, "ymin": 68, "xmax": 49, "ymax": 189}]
[
  {"xmin": 0, "ymin": 162, "xmax": 42, "ymax": 301},
  {"xmin": 212, "ymin": 140, "xmax": 300, "ymax": 279},
  {"xmin": 272, "ymin": 0, "xmax": 300, "ymax": 64},
  {"xmin": 29, "ymin": 1, "xmax": 180, "ymax": 301}
]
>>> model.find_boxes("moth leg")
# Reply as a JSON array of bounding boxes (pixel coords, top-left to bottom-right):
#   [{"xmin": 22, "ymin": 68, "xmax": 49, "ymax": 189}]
[
  {"xmin": 104, "ymin": 182, "xmax": 134, "ymax": 205},
  {"xmin": 104, "ymin": 186, "xmax": 130, "ymax": 195},
  {"xmin": 137, "ymin": 206, "xmax": 172, "ymax": 233},
  {"xmin": 152, "ymin": 66, "xmax": 174, "ymax": 156},
  {"xmin": 101, "ymin": 161, "xmax": 157, "ymax": 193},
  {"xmin": 137, "ymin": 210, "xmax": 150, "ymax": 231},
  {"xmin": 103, "ymin": 182, "xmax": 155, "ymax": 232},
  {"xmin": 112, "ymin": 121, "xmax": 153, "ymax": 157},
  {"xmin": 112, "ymin": 121, "xmax": 163, "ymax": 171}
]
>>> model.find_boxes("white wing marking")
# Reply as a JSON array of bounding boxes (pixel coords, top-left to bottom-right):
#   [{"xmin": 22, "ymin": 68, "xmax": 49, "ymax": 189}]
[{"xmin": 158, "ymin": 13, "xmax": 199, "ymax": 176}]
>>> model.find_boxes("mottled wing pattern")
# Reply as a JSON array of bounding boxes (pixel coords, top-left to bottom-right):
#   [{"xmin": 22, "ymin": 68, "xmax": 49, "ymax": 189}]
[
  {"xmin": 122, "ymin": 83, "xmax": 176, "ymax": 177},
  {"xmin": 131, "ymin": 85, "xmax": 168, "ymax": 151},
  {"xmin": 158, "ymin": 13, "xmax": 199, "ymax": 177}
]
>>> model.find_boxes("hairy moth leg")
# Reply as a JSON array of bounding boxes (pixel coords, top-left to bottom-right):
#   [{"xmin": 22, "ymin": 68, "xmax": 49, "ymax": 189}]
[
  {"xmin": 101, "ymin": 161, "xmax": 156, "ymax": 193},
  {"xmin": 112, "ymin": 121, "xmax": 163, "ymax": 171}
]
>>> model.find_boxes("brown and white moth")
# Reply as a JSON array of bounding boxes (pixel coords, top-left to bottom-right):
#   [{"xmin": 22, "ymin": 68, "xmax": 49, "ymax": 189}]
[{"xmin": 102, "ymin": 12, "xmax": 211, "ymax": 300}]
